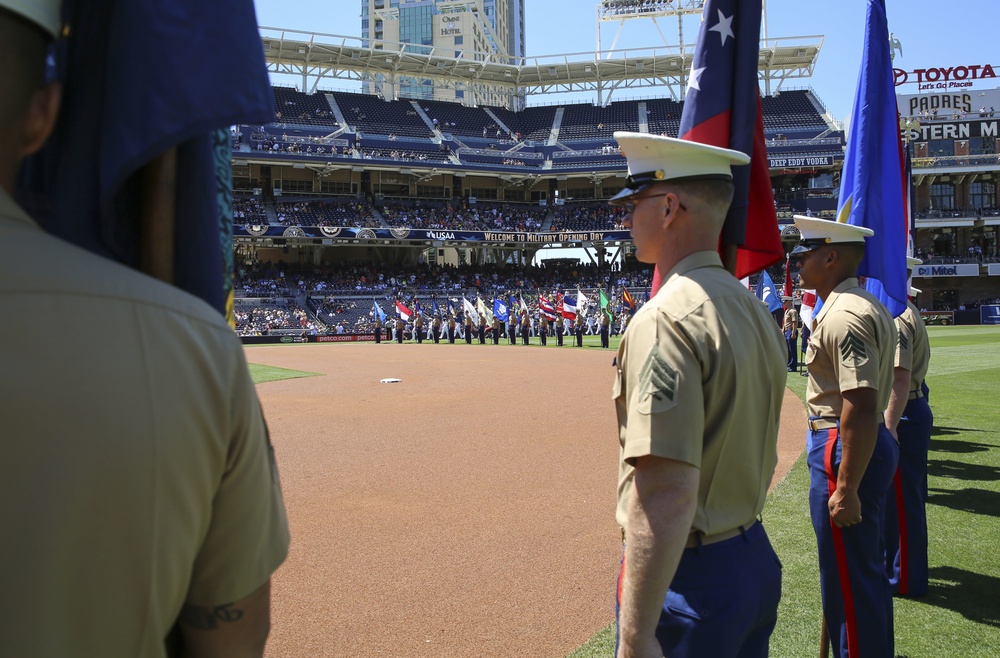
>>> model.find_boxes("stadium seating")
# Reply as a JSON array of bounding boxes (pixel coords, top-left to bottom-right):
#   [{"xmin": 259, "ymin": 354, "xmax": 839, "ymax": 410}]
[
  {"xmin": 549, "ymin": 202, "xmax": 626, "ymax": 231},
  {"xmin": 330, "ymin": 91, "xmax": 434, "ymax": 138},
  {"xmin": 558, "ymin": 101, "xmax": 638, "ymax": 142},
  {"xmin": 273, "ymin": 87, "xmax": 337, "ymax": 126},
  {"xmin": 275, "ymin": 199, "xmax": 377, "ymax": 227}
]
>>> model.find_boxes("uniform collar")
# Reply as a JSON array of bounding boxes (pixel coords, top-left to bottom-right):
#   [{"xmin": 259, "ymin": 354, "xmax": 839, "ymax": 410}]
[
  {"xmin": 655, "ymin": 251, "xmax": 724, "ymax": 294},
  {"xmin": 815, "ymin": 277, "xmax": 859, "ymax": 326},
  {"xmin": 0, "ymin": 187, "xmax": 40, "ymax": 230}
]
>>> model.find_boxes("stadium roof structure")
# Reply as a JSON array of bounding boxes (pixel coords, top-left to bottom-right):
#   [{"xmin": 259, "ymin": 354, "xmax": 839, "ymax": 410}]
[{"xmin": 259, "ymin": 27, "xmax": 823, "ymax": 105}]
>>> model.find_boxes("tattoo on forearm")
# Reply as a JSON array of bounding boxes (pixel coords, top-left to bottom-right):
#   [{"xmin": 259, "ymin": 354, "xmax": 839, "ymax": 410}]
[{"xmin": 178, "ymin": 602, "xmax": 244, "ymax": 630}]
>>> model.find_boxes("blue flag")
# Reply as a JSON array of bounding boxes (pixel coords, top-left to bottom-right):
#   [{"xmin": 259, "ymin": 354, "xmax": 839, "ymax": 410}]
[
  {"xmin": 755, "ymin": 271, "xmax": 783, "ymax": 314},
  {"xmin": 432, "ymin": 300, "xmax": 440, "ymax": 317},
  {"xmin": 836, "ymin": 0, "xmax": 908, "ymax": 318},
  {"xmin": 414, "ymin": 299, "xmax": 422, "ymax": 317},
  {"xmin": 448, "ymin": 299, "xmax": 456, "ymax": 317},
  {"xmin": 493, "ymin": 298, "xmax": 510, "ymax": 323},
  {"xmin": 373, "ymin": 301, "xmax": 386, "ymax": 323},
  {"xmin": 16, "ymin": 0, "xmax": 274, "ymax": 319}
]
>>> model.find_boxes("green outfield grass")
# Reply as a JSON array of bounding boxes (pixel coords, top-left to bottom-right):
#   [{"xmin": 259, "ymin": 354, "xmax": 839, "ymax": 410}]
[
  {"xmin": 247, "ymin": 363, "xmax": 321, "ymax": 384},
  {"xmin": 568, "ymin": 325, "xmax": 1000, "ymax": 658}
]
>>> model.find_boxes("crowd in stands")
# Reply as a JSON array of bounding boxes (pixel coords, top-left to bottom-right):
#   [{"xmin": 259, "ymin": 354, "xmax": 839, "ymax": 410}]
[
  {"xmin": 378, "ymin": 200, "xmax": 547, "ymax": 232},
  {"xmin": 274, "ymin": 199, "xmax": 378, "ymax": 228},
  {"xmin": 233, "ymin": 197, "xmax": 268, "ymax": 223},
  {"xmin": 235, "ymin": 259, "xmax": 653, "ymax": 300},
  {"xmin": 549, "ymin": 202, "xmax": 626, "ymax": 231},
  {"xmin": 359, "ymin": 147, "xmax": 448, "ymax": 162},
  {"xmin": 234, "ymin": 302, "xmax": 314, "ymax": 335}
]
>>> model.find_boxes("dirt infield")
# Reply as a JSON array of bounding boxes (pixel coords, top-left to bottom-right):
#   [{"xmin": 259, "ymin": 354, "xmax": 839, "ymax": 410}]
[{"xmin": 248, "ymin": 342, "xmax": 806, "ymax": 658}]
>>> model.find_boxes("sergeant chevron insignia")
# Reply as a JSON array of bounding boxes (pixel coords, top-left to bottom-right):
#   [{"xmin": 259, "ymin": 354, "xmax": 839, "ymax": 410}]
[
  {"xmin": 840, "ymin": 329, "xmax": 869, "ymax": 366},
  {"xmin": 897, "ymin": 329, "xmax": 909, "ymax": 350},
  {"xmin": 639, "ymin": 348, "xmax": 678, "ymax": 405}
]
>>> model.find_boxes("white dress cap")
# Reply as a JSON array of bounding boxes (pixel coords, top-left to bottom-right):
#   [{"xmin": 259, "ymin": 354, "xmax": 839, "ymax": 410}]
[
  {"xmin": 791, "ymin": 215, "xmax": 874, "ymax": 255},
  {"xmin": 609, "ymin": 132, "xmax": 750, "ymax": 202}
]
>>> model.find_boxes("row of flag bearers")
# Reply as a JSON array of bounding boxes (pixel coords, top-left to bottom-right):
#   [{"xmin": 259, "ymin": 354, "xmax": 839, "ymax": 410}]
[{"xmin": 369, "ymin": 289, "xmax": 636, "ymax": 347}]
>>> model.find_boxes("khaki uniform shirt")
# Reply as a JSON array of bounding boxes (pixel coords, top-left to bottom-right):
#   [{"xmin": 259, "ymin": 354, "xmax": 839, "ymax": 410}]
[
  {"xmin": 895, "ymin": 300, "xmax": 930, "ymax": 393},
  {"xmin": 783, "ymin": 307, "xmax": 798, "ymax": 335},
  {"xmin": 805, "ymin": 278, "xmax": 896, "ymax": 419},
  {"xmin": 0, "ymin": 190, "xmax": 289, "ymax": 658},
  {"xmin": 614, "ymin": 251, "xmax": 787, "ymax": 534}
]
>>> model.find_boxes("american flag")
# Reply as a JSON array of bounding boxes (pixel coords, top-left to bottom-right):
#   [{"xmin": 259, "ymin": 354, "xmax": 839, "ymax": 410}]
[{"xmin": 538, "ymin": 295, "xmax": 558, "ymax": 321}]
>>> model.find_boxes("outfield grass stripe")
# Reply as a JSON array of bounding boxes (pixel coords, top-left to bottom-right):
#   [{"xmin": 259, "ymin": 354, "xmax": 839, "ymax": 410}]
[{"xmin": 247, "ymin": 363, "xmax": 322, "ymax": 384}]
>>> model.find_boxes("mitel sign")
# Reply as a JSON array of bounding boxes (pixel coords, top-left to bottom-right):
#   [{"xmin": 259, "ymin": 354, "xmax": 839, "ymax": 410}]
[
  {"xmin": 913, "ymin": 264, "xmax": 979, "ymax": 277},
  {"xmin": 893, "ymin": 64, "xmax": 997, "ymax": 90}
]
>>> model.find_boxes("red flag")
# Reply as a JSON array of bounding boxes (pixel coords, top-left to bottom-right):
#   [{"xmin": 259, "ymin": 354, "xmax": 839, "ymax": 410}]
[
  {"xmin": 650, "ymin": 0, "xmax": 783, "ymax": 295},
  {"xmin": 783, "ymin": 255, "xmax": 793, "ymax": 298}
]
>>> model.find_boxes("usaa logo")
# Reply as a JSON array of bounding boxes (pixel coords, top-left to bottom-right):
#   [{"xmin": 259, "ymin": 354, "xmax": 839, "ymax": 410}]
[{"xmin": 428, "ymin": 231, "xmax": 456, "ymax": 240}]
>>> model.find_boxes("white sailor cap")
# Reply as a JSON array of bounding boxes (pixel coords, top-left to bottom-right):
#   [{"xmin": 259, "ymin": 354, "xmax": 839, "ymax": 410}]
[
  {"xmin": 790, "ymin": 216, "xmax": 874, "ymax": 255},
  {"xmin": 907, "ymin": 257, "xmax": 923, "ymax": 269},
  {"xmin": 910, "ymin": 286, "xmax": 921, "ymax": 297},
  {"xmin": 609, "ymin": 132, "xmax": 750, "ymax": 204},
  {"xmin": 0, "ymin": 0, "xmax": 60, "ymax": 38}
]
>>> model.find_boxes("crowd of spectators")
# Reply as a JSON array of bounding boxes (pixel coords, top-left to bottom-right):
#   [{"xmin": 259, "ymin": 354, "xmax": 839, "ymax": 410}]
[
  {"xmin": 233, "ymin": 197, "xmax": 268, "ymax": 223},
  {"xmin": 359, "ymin": 147, "xmax": 448, "ymax": 162},
  {"xmin": 378, "ymin": 200, "xmax": 547, "ymax": 232},
  {"xmin": 549, "ymin": 202, "xmax": 626, "ymax": 231},
  {"xmin": 235, "ymin": 259, "xmax": 653, "ymax": 302},
  {"xmin": 234, "ymin": 302, "xmax": 314, "ymax": 336},
  {"xmin": 274, "ymin": 199, "xmax": 378, "ymax": 228}
]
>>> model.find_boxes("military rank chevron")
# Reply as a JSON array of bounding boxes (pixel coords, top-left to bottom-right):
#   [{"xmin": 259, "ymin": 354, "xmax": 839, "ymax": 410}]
[
  {"xmin": 840, "ymin": 329, "xmax": 869, "ymax": 366},
  {"xmin": 639, "ymin": 349, "xmax": 679, "ymax": 406},
  {"xmin": 897, "ymin": 328, "xmax": 909, "ymax": 351}
]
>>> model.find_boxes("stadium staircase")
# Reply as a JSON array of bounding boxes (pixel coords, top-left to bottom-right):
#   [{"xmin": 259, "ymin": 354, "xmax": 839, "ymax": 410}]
[
  {"xmin": 482, "ymin": 107, "xmax": 515, "ymax": 139},
  {"xmin": 264, "ymin": 201, "xmax": 279, "ymax": 225},
  {"xmin": 804, "ymin": 89, "xmax": 841, "ymax": 132},
  {"xmin": 547, "ymin": 107, "xmax": 565, "ymax": 146},
  {"xmin": 637, "ymin": 102, "xmax": 649, "ymax": 133},
  {"xmin": 411, "ymin": 101, "xmax": 440, "ymax": 134},
  {"xmin": 324, "ymin": 94, "xmax": 353, "ymax": 134},
  {"xmin": 369, "ymin": 205, "xmax": 387, "ymax": 227}
]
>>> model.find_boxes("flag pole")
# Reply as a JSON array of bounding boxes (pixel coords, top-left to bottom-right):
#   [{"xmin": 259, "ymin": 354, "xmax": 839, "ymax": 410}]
[{"xmin": 139, "ymin": 147, "xmax": 177, "ymax": 284}]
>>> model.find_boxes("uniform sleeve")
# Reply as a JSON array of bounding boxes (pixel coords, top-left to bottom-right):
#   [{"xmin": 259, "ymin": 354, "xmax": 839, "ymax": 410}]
[
  {"xmin": 186, "ymin": 341, "xmax": 290, "ymax": 606},
  {"xmin": 620, "ymin": 308, "xmax": 704, "ymax": 469},
  {"xmin": 829, "ymin": 309, "xmax": 884, "ymax": 394},
  {"xmin": 894, "ymin": 313, "xmax": 915, "ymax": 371}
]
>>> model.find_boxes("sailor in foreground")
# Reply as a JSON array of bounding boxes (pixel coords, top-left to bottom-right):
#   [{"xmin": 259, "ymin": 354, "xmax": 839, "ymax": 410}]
[
  {"xmin": 790, "ymin": 215, "xmax": 898, "ymax": 658},
  {"xmin": 882, "ymin": 259, "xmax": 933, "ymax": 597},
  {"xmin": 611, "ymin": 132, "xmax": 786, "ymax": 658}
]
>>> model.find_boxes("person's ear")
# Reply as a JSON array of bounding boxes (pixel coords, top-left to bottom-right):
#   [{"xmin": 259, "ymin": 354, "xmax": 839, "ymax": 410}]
[{"xmin": 19, "ymin": 81, "xmax": 61, "ymax": 157}]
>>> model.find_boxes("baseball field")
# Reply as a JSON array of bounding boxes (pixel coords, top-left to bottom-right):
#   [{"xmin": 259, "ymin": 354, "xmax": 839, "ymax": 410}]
[{"xmin": 247, "ymin": 326, "xmax": 1000, "ymax": 658}]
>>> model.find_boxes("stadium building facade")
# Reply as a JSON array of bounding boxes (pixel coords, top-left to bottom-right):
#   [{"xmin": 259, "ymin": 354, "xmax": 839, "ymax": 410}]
[{"xmin": 361, "ymin": 0, "xmax": 525, "ymax": 106}]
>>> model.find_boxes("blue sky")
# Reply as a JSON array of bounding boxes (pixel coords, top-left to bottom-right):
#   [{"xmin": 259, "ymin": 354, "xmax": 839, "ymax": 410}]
[{"xmin": 252, "ymin": 0, "xmax": 999, "ymax": 121}]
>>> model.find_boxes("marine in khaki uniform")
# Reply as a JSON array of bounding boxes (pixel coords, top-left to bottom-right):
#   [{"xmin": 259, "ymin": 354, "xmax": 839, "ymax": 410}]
[
  {"xmin": 791, "ymin": 215, "xmax": 898, "ymax": 658},
  {"xmin": 600, "ymin": 309, "xmax": 611, "ymax": 348},
  {"xmin": 610, "ymin": 133, "xmax": 787, "ymax": 658},
  {"xmin": 413, "ymin": 312, "xmax": 423, "ymax": 343},
  {"xmin": 432, "ymin": 314, "xmax": 442, "ymax": 344},
  {"xmin": 782, "ymin": 298, "xmax": 799, "ymax": 371},
  {"xmin": 0, "ymin": 3, "xmax": 289, "ymax": 655},
  {"xmin": 374, "ymin": 315, "xmax": 383, "ymax": 343},
  {"xmin": 520, "ymin": 310, "xmax": 530, "ymax": 345},
  {"xmin": 882, "ymin": 258, "xmax": 933, "ymax": 597},
  {"xmin": 492, "ymin": 316, "xmax": 501, "ymax": 345},
  {"xmin": 447, "ymin": 314, "xmax": 457, "ymax": 343}
]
